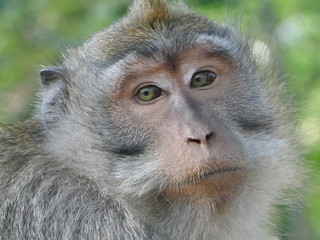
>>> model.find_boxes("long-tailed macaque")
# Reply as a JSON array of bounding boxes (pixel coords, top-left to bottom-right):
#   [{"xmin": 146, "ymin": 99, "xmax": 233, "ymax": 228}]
[{"xmin": 0, "ymin": 0, "xmax": 303, "ymax": 239}]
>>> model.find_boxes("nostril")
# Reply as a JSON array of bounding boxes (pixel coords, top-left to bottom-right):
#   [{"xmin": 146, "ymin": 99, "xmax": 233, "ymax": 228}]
[
  {"xmin": 206, "ymin": 132, "xmax": 213, "ymax": 143},
  {"xmin": 187, "ymin": 138, "xmax": 202, "ymax": 144}
]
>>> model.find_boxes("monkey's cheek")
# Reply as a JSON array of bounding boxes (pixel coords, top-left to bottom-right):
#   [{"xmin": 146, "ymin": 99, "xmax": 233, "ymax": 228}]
[{"xmin": 162, "ymin": 171, "xmax": 246, "ymax": 210}]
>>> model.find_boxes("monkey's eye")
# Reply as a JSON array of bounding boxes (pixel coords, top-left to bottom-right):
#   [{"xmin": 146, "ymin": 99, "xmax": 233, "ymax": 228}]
[
  {"xmin": 136, "ymin": 85, "xmax": 164, "ymax": 102},
  {"xmin": 190, "ymin": 71, "xmax": 217, "ymax": 88}
]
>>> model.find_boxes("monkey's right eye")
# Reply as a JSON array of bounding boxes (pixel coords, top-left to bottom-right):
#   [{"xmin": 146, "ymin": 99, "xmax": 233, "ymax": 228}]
[{"xmin": 136, "ymin": 85, "xmax": 164, "ymax": 102}]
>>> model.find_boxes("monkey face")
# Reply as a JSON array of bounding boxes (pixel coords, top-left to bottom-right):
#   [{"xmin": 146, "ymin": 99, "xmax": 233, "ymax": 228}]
[{"xmin": 100, "ymin": 45, "xmax": 250, "ymax": 209}]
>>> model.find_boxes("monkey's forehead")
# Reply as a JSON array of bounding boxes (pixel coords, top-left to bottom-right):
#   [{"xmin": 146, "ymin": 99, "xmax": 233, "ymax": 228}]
[{"xmin": 82, "ymin": 2, "xmax": 245, "ymax": 65}]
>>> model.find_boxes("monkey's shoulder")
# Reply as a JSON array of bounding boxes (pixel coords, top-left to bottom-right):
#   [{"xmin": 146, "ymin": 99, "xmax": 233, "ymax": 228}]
[
  {"xmin": 0, "ymin": 119, "xmax": 49, "ymax": 177},
  {"xmin": 0, "ymin": 119, "xmax": 45, "ymax": 157},
  {"xmin": 0, "ymin": 119, "xmax": 124, "ymax": 207},
  {"xmin": 0, "ymin": 120, "xmax": 123, "ymax": 237},
  {"xmin": 0, "ymin": 119, "xmax": 45, "ymax": 149}
]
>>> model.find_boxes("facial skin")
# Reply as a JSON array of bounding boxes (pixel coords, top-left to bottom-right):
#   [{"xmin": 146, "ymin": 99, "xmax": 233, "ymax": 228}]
[{"xmin": 113, "ymin": 47, "xmax": 247, "ymax": 208}]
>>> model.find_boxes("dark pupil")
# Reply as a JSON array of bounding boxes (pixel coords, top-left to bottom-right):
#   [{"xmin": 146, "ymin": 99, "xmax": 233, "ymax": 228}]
[
  {"xmin": 195, "ymin": 76, "xmax": 201, "ymax": 82},
  {"xmin": 142, "ymin": 89, "xmax": 150, "ymax": 96}
]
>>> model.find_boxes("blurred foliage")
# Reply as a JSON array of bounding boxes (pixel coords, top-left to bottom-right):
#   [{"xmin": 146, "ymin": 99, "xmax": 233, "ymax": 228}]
[{"xmin": 0, "ymin": 0, "xmax": 319, "ymax": 239}]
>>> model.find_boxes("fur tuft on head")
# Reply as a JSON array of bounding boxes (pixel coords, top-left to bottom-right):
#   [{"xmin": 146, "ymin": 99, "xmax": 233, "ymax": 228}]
[
  {"xmin": 130, "ymin": 0, "xmax": 169, "ymax": 13},
  {"xmin": 127, "ymin": 0, "xmax": 187, "ymax": 24}
]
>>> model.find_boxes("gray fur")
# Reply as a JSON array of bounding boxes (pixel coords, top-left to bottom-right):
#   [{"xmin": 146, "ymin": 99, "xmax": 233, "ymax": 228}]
[{"xmin": 0, "ymin": 0, "xmax": 303, "ymax": 239}]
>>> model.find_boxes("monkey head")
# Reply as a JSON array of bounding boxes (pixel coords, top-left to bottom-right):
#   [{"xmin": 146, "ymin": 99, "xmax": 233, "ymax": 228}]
[{"xmin": 39, "ymin": 0, "xmax": 302, "ymax": 226}]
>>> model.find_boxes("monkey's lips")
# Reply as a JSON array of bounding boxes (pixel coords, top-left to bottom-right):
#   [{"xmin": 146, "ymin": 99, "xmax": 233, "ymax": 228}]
[{"xmin": 163, "ymin": 167, "xmax": 246, "ymax": 209}]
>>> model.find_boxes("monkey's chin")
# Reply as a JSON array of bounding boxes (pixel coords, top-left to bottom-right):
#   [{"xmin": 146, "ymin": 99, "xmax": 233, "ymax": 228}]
[{"xmin": 163, "ymin": 169, "xmax": 246, "ymax": 210}]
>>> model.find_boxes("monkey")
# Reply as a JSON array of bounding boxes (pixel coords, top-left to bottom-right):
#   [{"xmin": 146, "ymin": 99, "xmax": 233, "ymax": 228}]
[{"xmin": 0, "ymin": 0, "xmax": 304, "ymax": 239}]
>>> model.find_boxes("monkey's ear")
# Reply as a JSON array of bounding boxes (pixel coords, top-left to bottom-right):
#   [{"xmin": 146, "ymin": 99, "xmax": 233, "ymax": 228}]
[{"xmin": 40, "ymin": 67, "xmax": 68, "ymax": 128}]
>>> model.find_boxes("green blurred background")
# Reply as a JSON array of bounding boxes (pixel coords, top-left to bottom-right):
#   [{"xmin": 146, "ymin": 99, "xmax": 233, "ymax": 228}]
[{"xmin": 0, "ymin": 0, "xmax": 319, "ymax": 239}]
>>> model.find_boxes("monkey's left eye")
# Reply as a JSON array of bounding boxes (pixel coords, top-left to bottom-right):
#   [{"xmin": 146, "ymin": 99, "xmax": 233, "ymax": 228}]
[
  {"xmin": 136, "ymin": 85, "xmax": 164, "ymax": 102},
  {"xmin": 190, "ymin": 71, "xmax": 217, "ymax": 88}
]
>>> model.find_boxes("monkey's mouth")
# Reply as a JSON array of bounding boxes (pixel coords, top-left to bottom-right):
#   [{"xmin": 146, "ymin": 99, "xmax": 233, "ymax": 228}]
[
  {"xmin": 180, "ymin": 167, "xmax": 244, "ymax": 186},
  {"xmin": 162, "ymin": 165, "xmax": 246, "ymax": 208}
]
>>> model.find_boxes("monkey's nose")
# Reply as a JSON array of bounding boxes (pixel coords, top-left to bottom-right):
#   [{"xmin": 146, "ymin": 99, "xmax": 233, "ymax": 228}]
[{"xmin": 187, "ymin": 132, "xmax": 213, "ymax": 145}]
